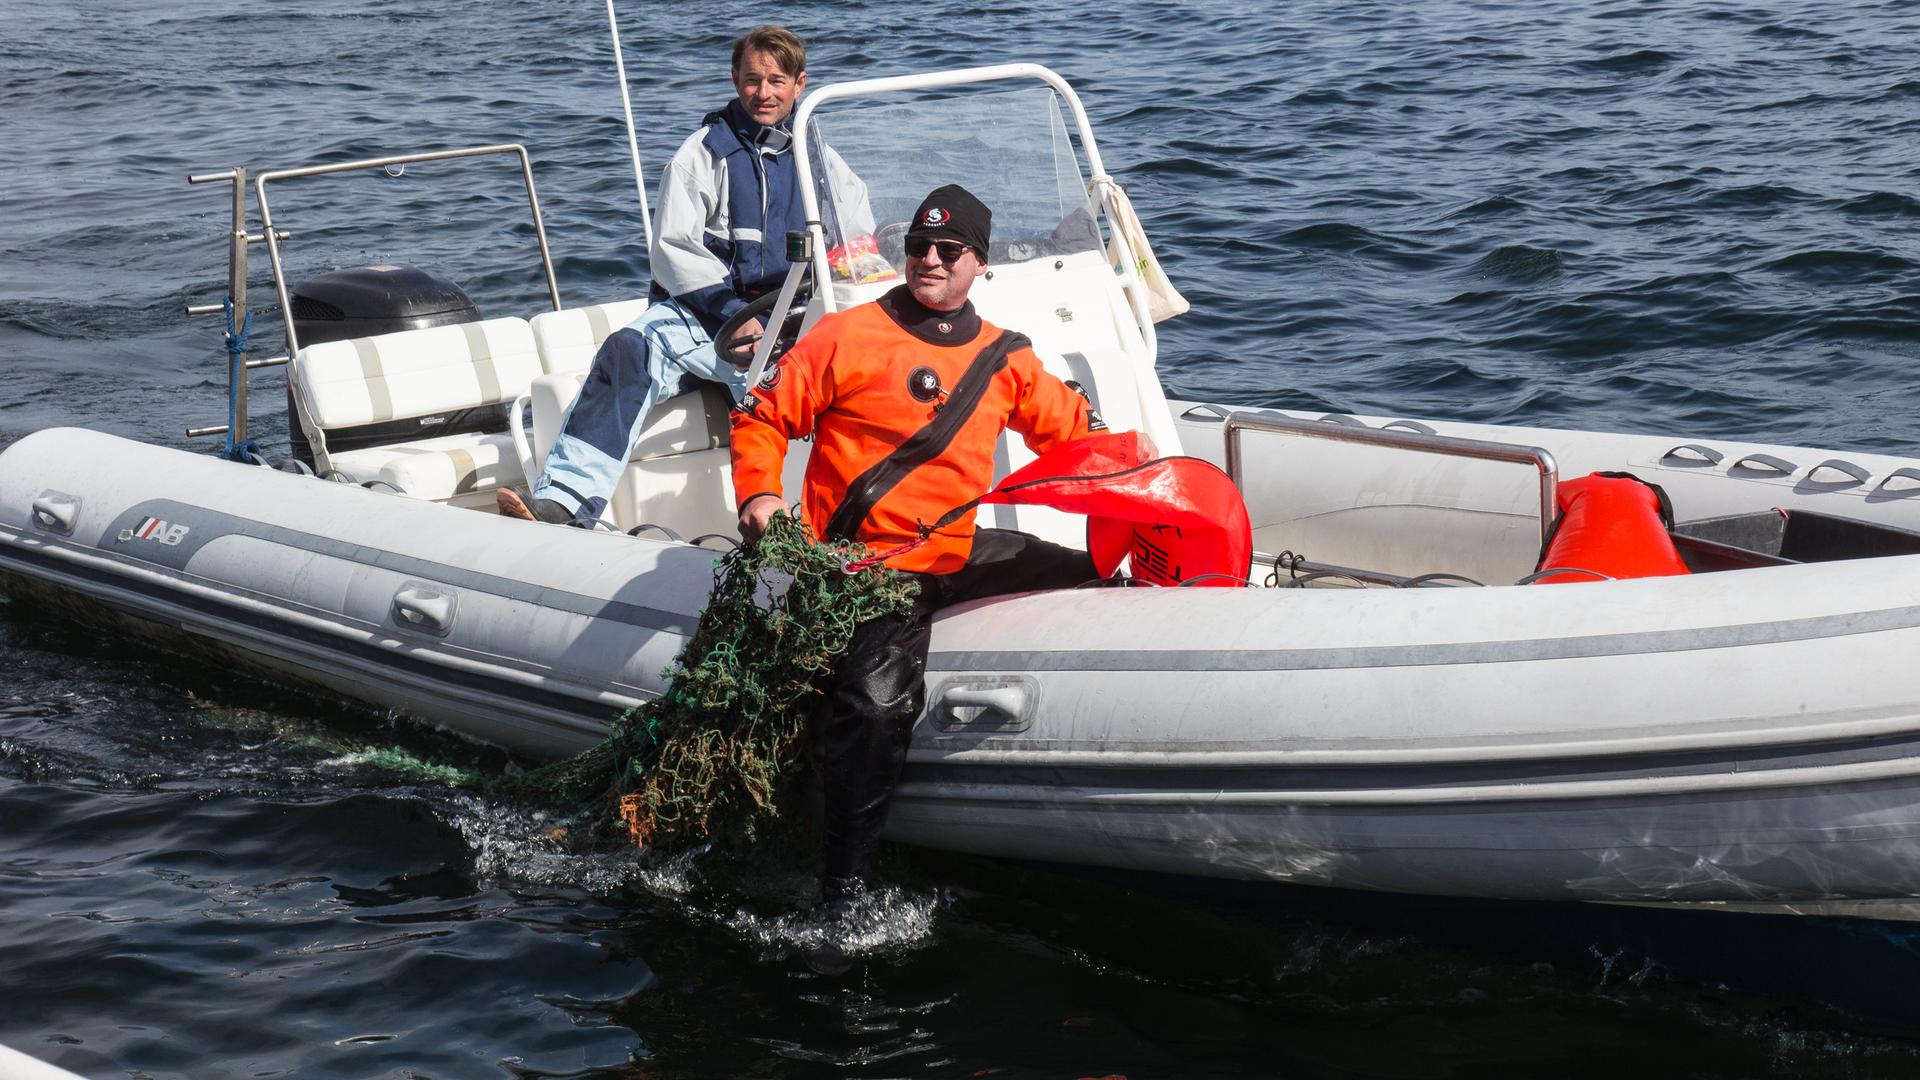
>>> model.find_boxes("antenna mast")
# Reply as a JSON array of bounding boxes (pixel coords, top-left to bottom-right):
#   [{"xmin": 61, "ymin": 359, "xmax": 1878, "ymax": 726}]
[{"xmin": 605, "ymin": 0, "xmax": 655, "ymax": 250}]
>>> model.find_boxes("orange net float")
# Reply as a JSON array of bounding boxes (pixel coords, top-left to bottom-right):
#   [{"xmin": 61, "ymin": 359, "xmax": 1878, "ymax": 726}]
[{"xmin": 1532, "ymin": 471, "xmax": 1690, "ymax": 585}]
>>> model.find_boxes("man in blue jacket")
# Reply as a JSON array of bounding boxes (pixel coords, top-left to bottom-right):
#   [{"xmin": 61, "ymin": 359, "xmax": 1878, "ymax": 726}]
[{"xmin": 501, "ymin": 24, "xmax": 867, "ymax": 523}]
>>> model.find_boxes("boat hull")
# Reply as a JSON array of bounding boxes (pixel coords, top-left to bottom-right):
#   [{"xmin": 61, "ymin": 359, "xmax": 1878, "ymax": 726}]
[
  {"xmin": 886, "ymin": 564, "xmax": 1920, "ymax": 901},
  {"xmin": 0, "ymin": 428, "xmax": 717, "ymax": 756},
  {"xmin": 891, "ymin": 754, "xmax": 1920, "ymax": 902},
  {"xmin": 8, "ymin": 425, "xmax": 1920, "ymax": 903}
]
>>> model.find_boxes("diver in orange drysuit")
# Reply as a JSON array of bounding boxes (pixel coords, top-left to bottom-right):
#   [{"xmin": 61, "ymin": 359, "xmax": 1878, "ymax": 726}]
[{"xmin": 732, "ymin": 184, "xmax": 1097, "ymax": 914}]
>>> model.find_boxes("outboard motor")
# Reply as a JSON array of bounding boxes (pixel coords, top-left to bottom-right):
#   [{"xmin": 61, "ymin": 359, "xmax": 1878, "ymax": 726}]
[{"xmin": 285, "ymin": 265, "xmax": 491, "ymax": 464}]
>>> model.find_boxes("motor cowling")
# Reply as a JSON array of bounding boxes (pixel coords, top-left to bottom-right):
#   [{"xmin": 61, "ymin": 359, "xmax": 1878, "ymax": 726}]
[{"xmin": 285, "ymin": 265, "xmax": 496, "ymax": 464}]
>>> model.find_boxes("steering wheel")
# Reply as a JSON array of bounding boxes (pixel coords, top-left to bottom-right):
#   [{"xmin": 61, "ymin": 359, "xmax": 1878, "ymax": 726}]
[{"xmin": 715, "ymin": 276, "xmax": 813, "ymax": 370}]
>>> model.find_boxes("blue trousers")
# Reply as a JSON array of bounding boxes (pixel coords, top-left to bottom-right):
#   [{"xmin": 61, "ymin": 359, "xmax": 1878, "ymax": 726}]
[{"xmin": 533, "ymin": 299, "xmax": 748, "ymax": 519}]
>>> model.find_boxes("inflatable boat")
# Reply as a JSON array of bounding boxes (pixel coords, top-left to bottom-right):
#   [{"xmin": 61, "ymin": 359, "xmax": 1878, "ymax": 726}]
[{"xmin": 7, "ymin": 64, "xmax": 1920, "ymax": 905}]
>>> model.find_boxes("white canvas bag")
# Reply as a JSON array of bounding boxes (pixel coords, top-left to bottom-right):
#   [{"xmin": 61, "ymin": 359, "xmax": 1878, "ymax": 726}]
[{"xmin": 1103, "ymin": 182, "xmax": 1190, "ymax": 323}]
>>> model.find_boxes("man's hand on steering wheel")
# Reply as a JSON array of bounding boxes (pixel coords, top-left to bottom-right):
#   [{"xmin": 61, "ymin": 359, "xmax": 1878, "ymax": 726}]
[
  {"xmin": 715, "ymin": 271, "xmax": 814, "ymax": 371},
  {"xmin": 725, "ymin": 317, "xmax": 766, "ymax": 360}
]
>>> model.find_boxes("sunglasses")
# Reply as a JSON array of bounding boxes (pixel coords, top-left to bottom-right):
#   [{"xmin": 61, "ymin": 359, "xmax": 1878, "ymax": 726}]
[{"xmin": 905, "ymin": 237, "xmax": 974, "ymax": 263}]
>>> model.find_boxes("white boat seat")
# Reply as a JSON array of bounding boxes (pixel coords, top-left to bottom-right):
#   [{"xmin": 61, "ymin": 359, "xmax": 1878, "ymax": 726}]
[
  {"xmin": 517, "ymin": 298, "xmax": 655, "ymax": 480},
  {"xmin": 529, "ymin": 375, "xmax": 731, "ymax": 466},
  {"xmin": 291, "ymin": 317, "xmax": 544, "ymax": 499},
  {"xmin": 610, "ymin": 408, "xmax": 815, "ymax": 542},
  {"xmin": 524, "ymin": 364, "xmax": 739, "ymax": 535},
  {"xmin": 516, "ymin": 296, "xmax": 743, "ymax": 535},
  {"xmin": 329, "ymin": 430, "xmax": 522, "ymax": 510},
  {"xmin": 530, "ymin": 298, "xmax": 650, "ymax": 376},
  {"xmin": 296, "ymin": 317, "xmax": 542, "ymax": 432},
  {"xmin": 515, "ymin": 299, "xmax": 803, "ymax": 538}
]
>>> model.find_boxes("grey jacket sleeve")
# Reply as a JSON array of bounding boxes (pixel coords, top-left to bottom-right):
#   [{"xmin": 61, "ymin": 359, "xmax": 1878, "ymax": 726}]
[{"xmin": 648, "ymin": 128, "xmax": 747, "ymax": 324}]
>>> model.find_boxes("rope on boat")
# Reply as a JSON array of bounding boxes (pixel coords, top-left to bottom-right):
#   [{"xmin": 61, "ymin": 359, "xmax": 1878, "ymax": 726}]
[
  {"xmin": 1265, "ymin": 550, "xmax": 1305, "ymax": 587},
  {"xmin": 493, "ymin": 511, "xmax": 919, "ymax": 851},
  {"xmin": 217, "ymin": 295, "xmax": 264, "ymax": 465}
]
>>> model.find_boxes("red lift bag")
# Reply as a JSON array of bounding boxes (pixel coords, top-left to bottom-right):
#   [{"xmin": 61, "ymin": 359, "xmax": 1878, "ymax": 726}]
[
  {"xmin": 973, "ymin": 431, "xmax": 1254, "ymax": 587},
  {"xmin": 1532, "ymin": 471, "xmax": 1690, "ymax": 585}
]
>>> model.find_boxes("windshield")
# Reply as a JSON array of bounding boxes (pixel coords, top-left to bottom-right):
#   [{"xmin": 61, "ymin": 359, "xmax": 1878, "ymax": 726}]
[{"xmin": 809, "ymin": 86, "xmax": 1100, "ymax": 284}]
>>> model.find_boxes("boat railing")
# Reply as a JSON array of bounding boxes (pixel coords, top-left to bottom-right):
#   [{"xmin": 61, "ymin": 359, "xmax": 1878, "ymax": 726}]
[
  {"xmin": 254, "ymin": 144, "xmax": 562, "ymax": 358},
  {"xmin": 181, "ymin": 165, "xmax": 289, "ymax": 451},
  {"xmin": 182, "ymin": 144, "xmax": 562, "ymax": 450},
  {"xmin": 1228, "ymin": 407, "xmax": 1559, "ymax": 584},
  {"xmin": 787, "ymin": 63, "xmax": 1158, "ymax": 365}
]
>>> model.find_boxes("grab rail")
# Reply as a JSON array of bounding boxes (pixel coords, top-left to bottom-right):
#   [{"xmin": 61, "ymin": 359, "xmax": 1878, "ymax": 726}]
[
  {"xmin": 182, "ymin": 170, "xmax": 297, "ymax": 445},
  {"xmin": 788, "ymin": 65, "xmax": 1154, "ymax": 354},
  {"xmin": 1223, "ymin": 411, "xmax": 1560, "ymax": 549},
  {"xmin": 254, "ymin": 143, "xmax": 562, "ymax": 360}
]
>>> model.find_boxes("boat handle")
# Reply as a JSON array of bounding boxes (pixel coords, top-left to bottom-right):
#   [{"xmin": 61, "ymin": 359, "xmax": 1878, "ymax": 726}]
[
  {"xmin": 1659, "ymin": 443, "xmax": 1723, "ymax": 467},
  {"xmin": 393, "ymin": 585, "xmax": 455, "ymax": 633},
  {"xmin": 1729, "ymin": 452, "xmax": 1797, "ymax": 476},
  {"xmin": 1806, "ymin": 458, "xmax": 1870, "ymax": 485},
  {"xmin": 941, "ymin": 684, "xmax": 1028, "ymax": 720},
  {"xmin": 30, "ymin": 492, "xmax": 80, "ymax": 534},
  {"xmin": 506, "ymin": 391, "xmax": 538, "ymax": 484},
  {"xmin": 1873, "ymin": 467, "xmax": 1920, "ymax": 496},
  {"xmin": 1381, "ymin": 419, "xmax": 1437, "ymax": 435}
]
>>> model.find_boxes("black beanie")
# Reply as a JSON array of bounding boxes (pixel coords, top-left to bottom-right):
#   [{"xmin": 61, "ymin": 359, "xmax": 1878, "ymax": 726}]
[{"xmin": 905, "ymin": 184, "xmax": 992, "ymax": 258}]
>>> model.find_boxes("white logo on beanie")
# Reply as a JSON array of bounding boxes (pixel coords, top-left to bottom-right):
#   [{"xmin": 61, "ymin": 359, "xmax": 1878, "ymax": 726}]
[{"xmin": 922, "ymin": 207, "xmax": 949, "ymax": 225}]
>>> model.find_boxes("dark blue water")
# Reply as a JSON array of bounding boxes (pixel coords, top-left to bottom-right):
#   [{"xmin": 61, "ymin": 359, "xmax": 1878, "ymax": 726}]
[{"xmin": 6, "ymin": 0, "xmax": 1920, "ymax": 1075}]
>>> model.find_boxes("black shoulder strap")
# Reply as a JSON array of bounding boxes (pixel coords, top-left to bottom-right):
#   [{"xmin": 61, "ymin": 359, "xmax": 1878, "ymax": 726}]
[
  {"xmin": 1594, "ymin": 470, "xmax": 1676, "ymax": 529},
  {"xmin": 824, "ymin": 330, "xmax": 1027, "ymax": 542}
]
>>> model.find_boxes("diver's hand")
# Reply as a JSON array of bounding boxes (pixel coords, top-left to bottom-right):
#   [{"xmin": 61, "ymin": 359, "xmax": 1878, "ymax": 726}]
[{"xmin": 738, "ymin": 493, "xmax": 784, "ymax": 544}]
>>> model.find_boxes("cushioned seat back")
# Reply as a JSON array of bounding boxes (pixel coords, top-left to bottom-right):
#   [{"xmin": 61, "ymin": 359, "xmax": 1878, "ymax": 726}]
[
  {"xmin": 530, "ymin": 298, "xmax": 650, "ymax": 376},
  {"xmin": 293, "ymin": 318, "xmax": 541, "ymax": 450},
  {"xmin": 964, "ymin": 249, "xmax": 1180, "ymax": 547}
]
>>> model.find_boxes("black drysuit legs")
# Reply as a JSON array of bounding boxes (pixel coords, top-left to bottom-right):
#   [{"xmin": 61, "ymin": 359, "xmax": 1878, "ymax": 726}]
[{"xmin": 814, "ymin": 528, "xmax": 1095, "ymax": 898}]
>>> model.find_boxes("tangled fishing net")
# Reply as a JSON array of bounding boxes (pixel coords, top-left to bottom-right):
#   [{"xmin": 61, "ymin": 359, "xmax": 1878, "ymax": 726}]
[{"xmin": 494, "ymin": 511, "xmax": 918, "ymax": 850}]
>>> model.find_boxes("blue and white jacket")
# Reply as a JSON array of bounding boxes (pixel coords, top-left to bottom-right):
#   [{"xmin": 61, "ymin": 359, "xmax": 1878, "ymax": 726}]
[{"xmin": 649, "ymin": 99, "xmax": 869, "ymax": 334}]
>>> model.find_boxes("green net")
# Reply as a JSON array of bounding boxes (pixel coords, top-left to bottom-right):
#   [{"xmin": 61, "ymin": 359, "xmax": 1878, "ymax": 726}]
[
  {"xmin": 493, "ymin": 512, "xmax": 919, "ymax": 850},
  {"xmin": 188, "ymin": 696, "xmax": 490, "ymax": 787}
]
